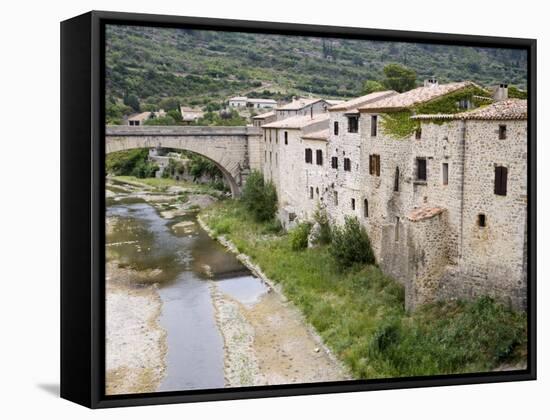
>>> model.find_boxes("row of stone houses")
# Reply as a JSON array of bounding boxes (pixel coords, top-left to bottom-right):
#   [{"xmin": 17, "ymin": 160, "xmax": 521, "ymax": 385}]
[{"xmin": 253, "ymin": 81, "xmax": 528, "ymax": 310}]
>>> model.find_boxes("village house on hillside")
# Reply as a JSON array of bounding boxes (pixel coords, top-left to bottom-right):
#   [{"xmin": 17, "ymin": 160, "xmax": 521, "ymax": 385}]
[
  {"xmin": 254, "ymin": 81, "xmax": 527, "ymax": 310},
  {"xmin": 179, "ymin": 106, "xmax": 204, "ymax": 124},
  {"xmin": 228, "ymin": 96, "xmax": 278, "ymax": 109},
  {"xmin": 127, "ymin": 109, "xmax": 167, "ymax": 126}
]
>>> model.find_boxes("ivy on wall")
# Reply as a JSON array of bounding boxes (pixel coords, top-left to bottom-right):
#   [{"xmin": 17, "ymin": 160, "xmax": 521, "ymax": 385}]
[
  {"xmin": 380, "ymin": 85, "xmax": 491, "ymax": 138},
  {"xmin": 508, "ymin": 86, "xmax": 528, "ymax": 99}
]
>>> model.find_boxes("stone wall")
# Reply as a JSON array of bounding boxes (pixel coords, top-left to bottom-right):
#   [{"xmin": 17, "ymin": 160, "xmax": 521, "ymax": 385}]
[{"xmin": 255, "ymin": 106, "xmax": 527, "ymax": 310}]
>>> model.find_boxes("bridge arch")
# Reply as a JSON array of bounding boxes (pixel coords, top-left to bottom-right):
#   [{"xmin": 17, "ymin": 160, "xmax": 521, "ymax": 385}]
[{"xmin": 106, "ymin": 126, "xmax": 261, "ymax": 197}]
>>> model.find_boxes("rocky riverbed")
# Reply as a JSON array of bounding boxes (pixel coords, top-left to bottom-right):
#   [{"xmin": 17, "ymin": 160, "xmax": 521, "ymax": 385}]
[{"xmin": 105, "ymin": 177, "xmax": 348, "ymax": 394}]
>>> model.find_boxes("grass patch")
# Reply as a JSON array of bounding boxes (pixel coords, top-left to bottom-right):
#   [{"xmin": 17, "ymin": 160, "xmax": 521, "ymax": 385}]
[{"xmin": 201, "ymin": 200, "xmax": 527, "ymax": 379}]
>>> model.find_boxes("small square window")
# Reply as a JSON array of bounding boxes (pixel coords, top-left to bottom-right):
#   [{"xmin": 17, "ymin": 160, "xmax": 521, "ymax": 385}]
[
  {"xmin": 371, "ymin": 115, "xmax": 378, "ymax": 137},
  {"xmin": 499, "ymin": 125, "xmax": 507, "ymax": 140},
  {"xmin": 416, "ymin": 158, "xmax": 427, "ymax": 181},
  {"xmin": 442, "ymin": 163, "xmax": 449, "ymax": 185},
  {"xmin": 415, "ymin": 128, "xmax": 422, "ymax": 140},
  {"xmin": 478, "ymin": 214, "xmax": 486, "ymax": 227},
  {"xmin": 347, "ymin": 116, "xmax": 359, "ymax": 133},
  {"xmin": 344, "ymin": 158, "xmax": 351, "ymax": 171}
]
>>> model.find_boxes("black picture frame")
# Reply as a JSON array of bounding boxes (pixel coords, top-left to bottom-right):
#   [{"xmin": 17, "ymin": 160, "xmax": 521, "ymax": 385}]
[{"xmin": 60, "ymin": 10, "xmax": 537, "ymax": 409}]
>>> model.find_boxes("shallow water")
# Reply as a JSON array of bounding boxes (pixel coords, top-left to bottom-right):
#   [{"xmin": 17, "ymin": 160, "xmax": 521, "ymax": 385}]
[{"xmin": 106, "ymin": 201, "xmax": 267, "ymax": 391}]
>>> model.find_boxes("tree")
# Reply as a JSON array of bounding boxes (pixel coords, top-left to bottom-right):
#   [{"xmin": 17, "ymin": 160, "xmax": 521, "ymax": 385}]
[
  {"xmin": 144, "ymin": 115, "xmax": 176, "ymax": 126},
  {"xmin": 241, "ymin": 171, "xmax": 278, "ymax": 222},
  {"xmin": 329, "ymin": 216, "xmax": 375, "ymax": 270},
  {"xmin": 467, "ymin": 61, "xmax": 481, "ymax": 74},
  {"xmin": 158, "ymin": 97, "xmax": 180, "ymax": 111},
  {"xmin": 362, "ymin": 80, "xmax": 386, "ymax": 95},
  {"xmin": 382, "ymin": 63, "xmax": 417, "ymax": 93},
  {"xmin": 123, "ymin": 92, "xmax": 140, "ymax": 112}
]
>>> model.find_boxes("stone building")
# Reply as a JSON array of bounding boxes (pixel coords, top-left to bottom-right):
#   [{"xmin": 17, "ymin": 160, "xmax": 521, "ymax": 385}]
[
  {"xmin": 179, "ymin": 106, "xmax": 204, "ymax": 124},
  {"xmin": 228, "ymin": 96, "xmax": 277, "ymax": 109},
  {"xmin": 261, "ymin": 112, "xmax": 330, "ymax": 228},
  {"xmin": 254, "ymin": 82, "xmax": 528, "ymax": 310}
]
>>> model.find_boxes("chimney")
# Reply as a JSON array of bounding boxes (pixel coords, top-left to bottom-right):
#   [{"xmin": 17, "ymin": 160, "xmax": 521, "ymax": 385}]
[
  {"xmin": 424, "ymin": 78, "xmax": 439, "ymax": 88},
  {"xmin": 493, "ymin": 83, "xmax": 509, "ymax": 101}
]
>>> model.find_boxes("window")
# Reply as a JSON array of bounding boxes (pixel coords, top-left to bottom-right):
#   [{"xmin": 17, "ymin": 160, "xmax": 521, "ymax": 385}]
[
  {"xmin": 316, "ymin": 149, "xmax": 323, "ymax": 166},
  {"xmin": 334, "ymin": 191, "xmax": 339, "ymax": 206},
  {"xmin": 344, "ymin": 158, "xmax": 351, "ymax": 171},
  {"xmin": 363, "ymin": 199, "xmax": 369, "ymax": 218},
  {"xmin": 334, "ymin": 121, "xmax": 339, "ymax": 135},
  {"xmin": 264, "ymin": 151, "xmax": 266, "ymax": 161},
  {"xmin": 275, "ymin": 152, "xmax": 278, "ymax": 167},
  {"xmin": 331, "ymin": 156, "xmax": 338, "ymax": 169},
  {"xmin": 284, "ymin": 131, "xmax": 288, "ymax": 145},
  {"xmin": 395, "ymin": 217, "xmax": 400, "ymax": 242},
  {"xmin": 415, "ymin": 128, "xmax": 422, "ymax": 140},
  {"xmin": 394, "ymin": 167, "xmax": 400, "ymax": 192},
  {"xmin": 305, "ymin": 148, "xmax": 313, "ymax": 163},
  {"xmin": 416, "ymin": 158, "xmax": 427, "ymax": 181},
  {"xmin": 351, "ymin": 198, "xmax": 356, "ymax": 210},
  {"xmin": 371, "ymin": 115, "xmax": 378, "ymax": 137},
  {"xmin": 369, "ymin": 154, "xmax": 380, "ymax": 176},
  {"xmin": 269, "ymin": 151, "xmax": 272, "ymax": 163},
  {"xmin": 269, "ymin": 130, "xmax": 272, "ymax": 142},
  {"xmin": 494, "ymin": 166, "xmax": 508, "ymax": 196},
  {"xmin": 478, "ymin": 214, "xmax": 486, "ymax": 227},
  {"xmin": 310, "ymin": 186, "xmax": 314, "ymax": 199},
  {"xmin": 442, "ymin": 163, "xmax": 449, "ymax": 185},
  {"xmin": 499, "ymin": 124, "xmax": 507, "ymax": 140},
  {"xmin": 459, "ymin": 99, "xmax": 471, "ymax": 109},
  {"xmin": 347, "ymin": 115, "xmax": 359, "ymax": 133}
]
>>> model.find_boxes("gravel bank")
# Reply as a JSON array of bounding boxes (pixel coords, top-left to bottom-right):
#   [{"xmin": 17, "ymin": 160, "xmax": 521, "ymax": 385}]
[{"xmin": 105, "ymin": 262, "xmax": 167, "ymax": 395}]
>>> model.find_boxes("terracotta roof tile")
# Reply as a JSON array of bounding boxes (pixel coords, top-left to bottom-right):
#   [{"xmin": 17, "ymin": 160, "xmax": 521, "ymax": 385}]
[
  {"xmin": 252, "ymin": 110, "xmax": 276, "ymax": 119},
  {"xmin": 262, "ymin": 112, "xmax": 329, "ymax": 129},
  {"xmin": 407, "ymin": 206, "xmax": 446, "ymax": 222},
  {"xmin": 329, "ymin": 90, "xmax": 398, "ymax": 111},
  {"xmin": 276, "ymin": 98, "xmax": 325, "ymax": 111},
  {"xmin": 359, "ymin": 81, "xmax": 475, "ymax": 112},
  {"xmin": 301, "ymin": 128, "xmax": 329, "ymax": 141},
  {"xmin": 412, "ymin": 99, "xmax": 527, "ymax": 121}
]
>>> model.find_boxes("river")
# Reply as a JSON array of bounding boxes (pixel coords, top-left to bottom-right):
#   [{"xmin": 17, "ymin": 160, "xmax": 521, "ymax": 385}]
[
  {"xmin": 107, "ymin": 197, "xmax": 268, "ymax": 392},
  {"xmin": 105, "ymin": 179, "xmax": 347, "ymax": 394}
]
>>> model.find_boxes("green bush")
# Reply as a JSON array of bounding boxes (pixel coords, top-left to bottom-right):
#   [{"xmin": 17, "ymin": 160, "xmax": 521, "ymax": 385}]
[
  {"xmin": 106, "ymin": 149, "xmax": 149, "ymax": 176},
  {"xmin": 131, "ymin": 161, "xmax": 159, "ymax": 178},
  {"xmin": 311, "ymin": 204, "xmax": 331, "ymax": 245},
  {"xmin": 241, "ymin": 170, "xmax": 278, "ymax": 222},
  {"xmin": 329, "ymin": 216, "xmax": 375, "ymax": 269},
  {"xmin": 289, "ymin": 223, "xmax": 312, "ymax": 251},
  {"xmin": 262, "ymin": 219, "xmax": 283, "ymax": 235}
]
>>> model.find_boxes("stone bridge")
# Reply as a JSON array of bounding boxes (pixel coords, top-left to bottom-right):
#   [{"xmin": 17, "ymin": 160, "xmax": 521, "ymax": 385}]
[{"xmin": 106, "ymin": 125, "xmax": 262, "ymax": 196}]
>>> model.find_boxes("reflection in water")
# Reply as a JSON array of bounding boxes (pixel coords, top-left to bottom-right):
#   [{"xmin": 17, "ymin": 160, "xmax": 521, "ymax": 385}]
[
  {"xmin": 107, "ymin": 202, "xmax": 267, "ymax": 391},
  {"xmin": 216, "ymin": 276, "xmax": 268, "ymax": 306}
]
